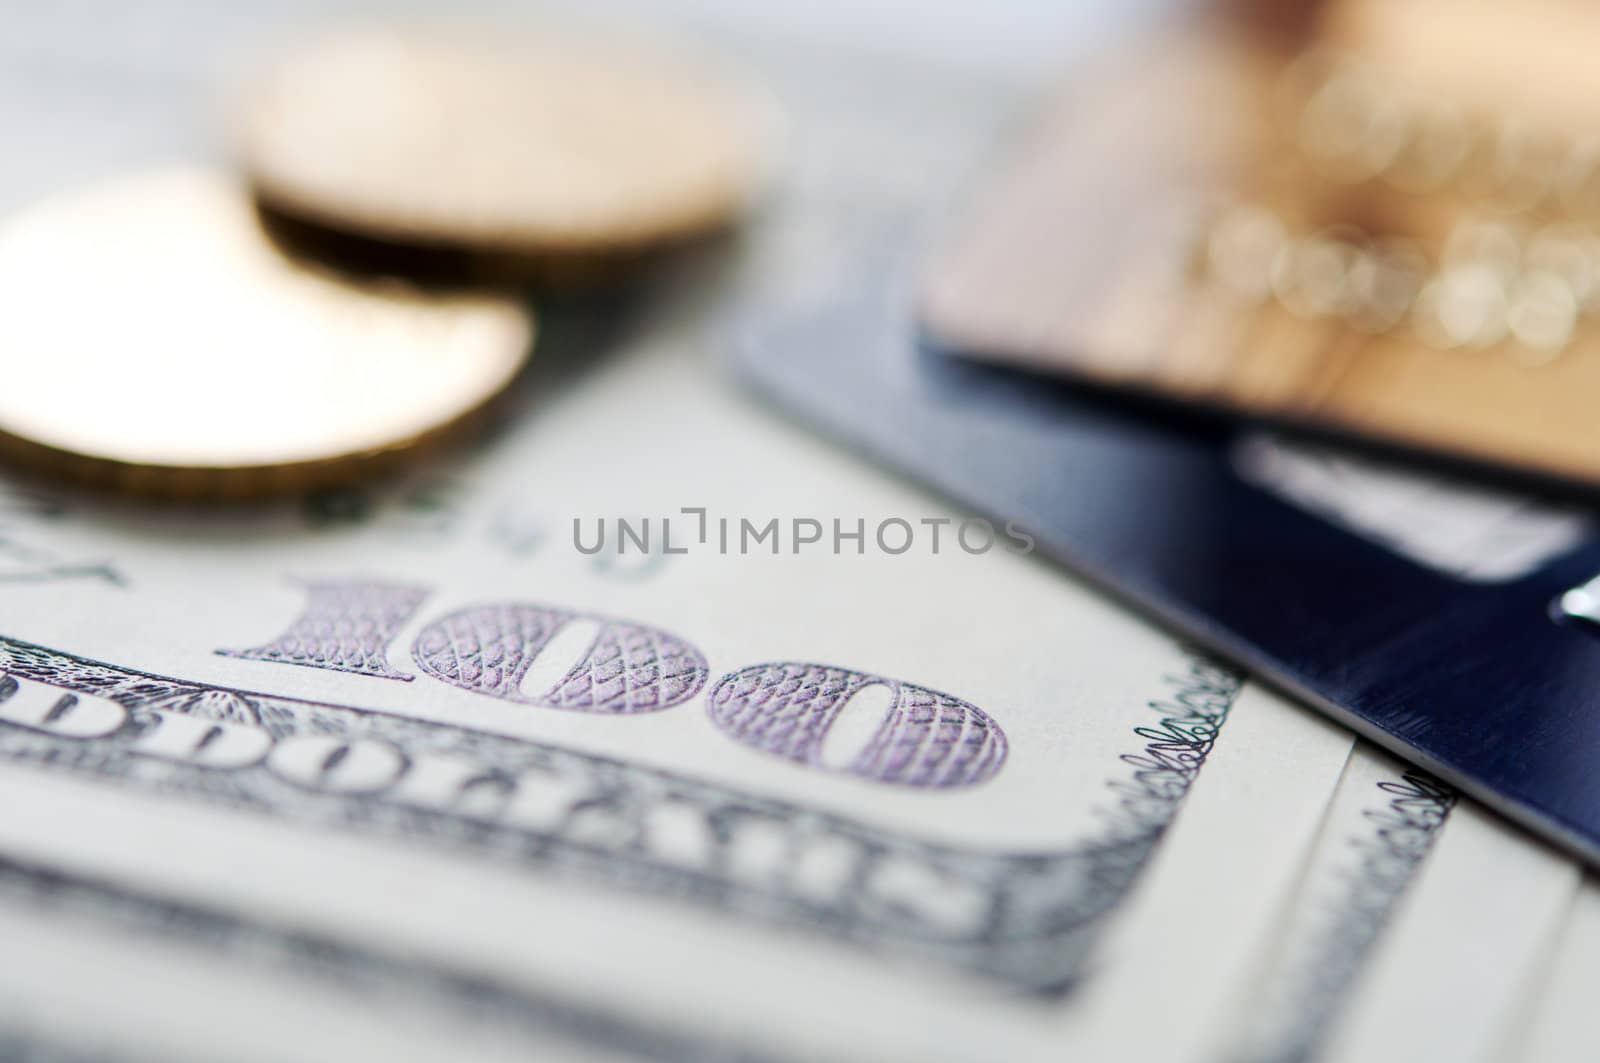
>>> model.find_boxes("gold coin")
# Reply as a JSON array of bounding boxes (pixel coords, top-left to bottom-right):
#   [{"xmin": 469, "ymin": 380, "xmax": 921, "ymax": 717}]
[
  {"xmin": 0, "ymin": 166, "xmax": 534, "ymax": 500},
  {"xmin": 238, "ymin": 25, "xmax": 762, "ymax": 265}
]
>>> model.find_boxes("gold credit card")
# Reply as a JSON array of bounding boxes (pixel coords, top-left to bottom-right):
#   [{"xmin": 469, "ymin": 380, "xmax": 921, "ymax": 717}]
[{"xmin": 922, "ymin": 2, "xmax": 1600, "ymax": 488}]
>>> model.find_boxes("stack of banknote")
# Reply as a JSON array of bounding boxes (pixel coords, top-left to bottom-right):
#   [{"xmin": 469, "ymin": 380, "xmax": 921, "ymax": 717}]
[{"xmin": 0, "ymin": 2, "xmax": 1594, "ymax": 1061}]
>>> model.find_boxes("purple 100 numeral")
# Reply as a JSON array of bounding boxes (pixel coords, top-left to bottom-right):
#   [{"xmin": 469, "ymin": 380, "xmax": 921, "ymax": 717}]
[{"xmin": 221, "ymin": 580, "xmax": 1007, "ymax": 788}]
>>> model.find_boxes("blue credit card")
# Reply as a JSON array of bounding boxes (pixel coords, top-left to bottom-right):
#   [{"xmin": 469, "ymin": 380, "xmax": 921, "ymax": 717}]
[{"xmin": 734, "ymin": 257, "xmax": 1600, "ymax": 867}]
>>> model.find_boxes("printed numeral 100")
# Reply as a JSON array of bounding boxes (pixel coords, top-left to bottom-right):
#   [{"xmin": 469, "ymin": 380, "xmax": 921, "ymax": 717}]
[{"xmin": 220, "ymin": 580, "xmax": 1007, "ymax": 788}]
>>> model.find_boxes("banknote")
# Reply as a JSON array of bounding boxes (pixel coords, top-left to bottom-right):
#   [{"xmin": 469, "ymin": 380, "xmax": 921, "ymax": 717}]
[
  {"xmin": 0, "ymin": 664, "xmax": 1355, "ymax": 1063},
  {"xmin": 0, "ymin": 846, "xmax": 701, "ymax": 1063},
  {"xmin": 1315, "ymin": 803, "xmax": 1578, "ymax": 1063},
  {"xmin": 1011, "ymin": 684, "xmax": 1354, "ymax": 1061},
  {"xmin": 0, "ymin": 7, "xmax": 1374, "ymax": 1062},
  {"xmin": 1218, "ymin": 744, "xmax": 1454, "ymax": 1063},
  {"xmin": 1505, "ymin": 877, "xmax": 1600, "ymax": 1063}
]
